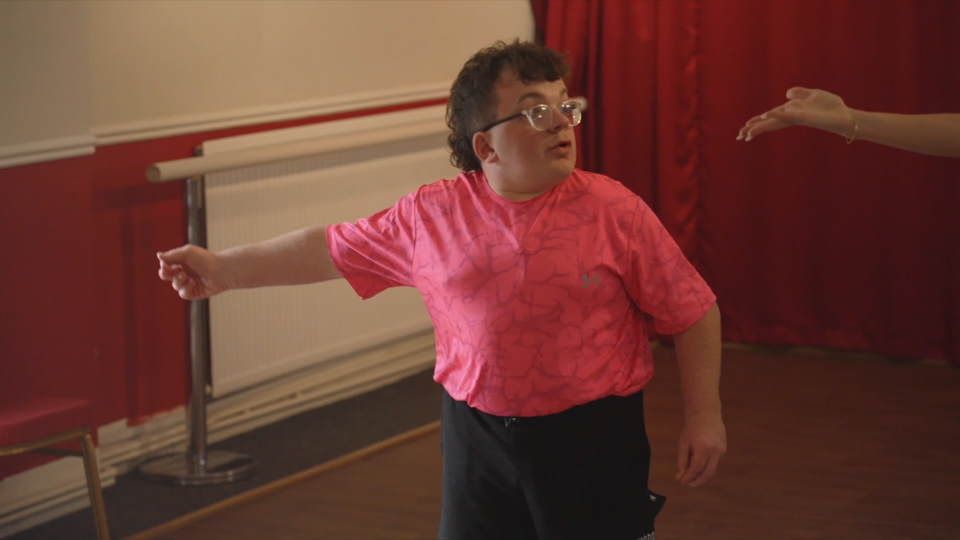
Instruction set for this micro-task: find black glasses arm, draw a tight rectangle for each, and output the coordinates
[478,112,524,133]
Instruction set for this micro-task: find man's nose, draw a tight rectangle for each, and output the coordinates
[548,106,572,132]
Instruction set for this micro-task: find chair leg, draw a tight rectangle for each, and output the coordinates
[79,431,111,540]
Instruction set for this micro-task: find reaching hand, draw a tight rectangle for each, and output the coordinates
[737,87,857,142]
[676,412,727,487]
[157,245,229,300]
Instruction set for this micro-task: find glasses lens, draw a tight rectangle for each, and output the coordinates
[524,102,583,130]
[528,105,552,130]
[561,101,582,127]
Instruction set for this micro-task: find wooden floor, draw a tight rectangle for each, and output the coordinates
[149,346,960,540]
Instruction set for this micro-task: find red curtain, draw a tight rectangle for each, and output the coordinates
[532,0,960,364]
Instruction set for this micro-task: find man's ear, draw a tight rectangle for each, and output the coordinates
[473,132,498,164]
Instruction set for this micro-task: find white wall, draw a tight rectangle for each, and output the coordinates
[0,1,90,147]
[0,0,535,149]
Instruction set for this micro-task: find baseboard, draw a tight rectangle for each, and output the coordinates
[0,331,436,537]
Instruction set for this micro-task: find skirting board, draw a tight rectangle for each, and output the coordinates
[0,330,436,538]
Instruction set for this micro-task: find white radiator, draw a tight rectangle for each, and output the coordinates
[201,105,456,397]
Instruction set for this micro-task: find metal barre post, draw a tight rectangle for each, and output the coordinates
[138,176,256,486]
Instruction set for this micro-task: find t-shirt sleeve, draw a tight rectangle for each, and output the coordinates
[621,198,717,334]
[325,191,419,300]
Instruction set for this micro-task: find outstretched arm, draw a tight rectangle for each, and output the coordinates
[738,87,960,158]
[158,225,342,300]
[672,302,726,487]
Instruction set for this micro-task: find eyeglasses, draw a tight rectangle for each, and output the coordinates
[478,99,583,133]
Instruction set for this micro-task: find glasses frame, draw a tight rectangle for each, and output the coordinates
[477,99,583,133]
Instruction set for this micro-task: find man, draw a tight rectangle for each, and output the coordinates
[159,40,726,539]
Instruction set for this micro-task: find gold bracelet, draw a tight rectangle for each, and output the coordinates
[845,113,858,144]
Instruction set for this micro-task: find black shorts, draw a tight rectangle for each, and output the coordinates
[438,389,665,540]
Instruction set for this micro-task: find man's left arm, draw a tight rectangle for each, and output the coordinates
[672,302,726,487]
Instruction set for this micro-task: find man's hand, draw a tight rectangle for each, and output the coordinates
[158,226,342,297]
[673,303,725,487]
[676,412,727,487]
[737,87,856,142]
[157,245,230,300]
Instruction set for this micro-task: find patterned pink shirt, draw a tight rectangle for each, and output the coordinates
[326,169,715,416]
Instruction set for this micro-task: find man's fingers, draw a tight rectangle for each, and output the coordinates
[158,262,182,280]
[786,86,814,100]
[182,282,201,300]
[159,247,203,279]
[158,245,215,301]
[158,245,194,265]
[174,279,203,301]
[686,453,721,487]
[171,274,188,291]
[158,247,185,263]
[676,441,691,480]
[158,250,177,264]
[678,450,708,486]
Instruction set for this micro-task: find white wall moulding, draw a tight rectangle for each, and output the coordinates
[92,82,451,147]
[0,85,449,171]
[0,135,96,170]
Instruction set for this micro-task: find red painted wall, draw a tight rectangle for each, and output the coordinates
[0,98,446,479]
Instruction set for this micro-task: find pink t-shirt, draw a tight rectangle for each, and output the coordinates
[326,169,715,416]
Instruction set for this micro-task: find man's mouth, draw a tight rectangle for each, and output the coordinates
[550,140,572,151]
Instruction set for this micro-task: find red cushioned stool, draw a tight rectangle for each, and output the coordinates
[0,397,110,540]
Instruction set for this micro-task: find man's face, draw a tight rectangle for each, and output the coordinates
[480,72,577,189]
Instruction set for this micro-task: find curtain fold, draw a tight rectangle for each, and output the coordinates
[532,0,960,364]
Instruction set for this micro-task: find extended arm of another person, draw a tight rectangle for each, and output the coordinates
[157,225,343,300]
[737,87,960,158]
[672,302,726,487]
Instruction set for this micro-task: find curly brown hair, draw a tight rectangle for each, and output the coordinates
[446,39,571,172]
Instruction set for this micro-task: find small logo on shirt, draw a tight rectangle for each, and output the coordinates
[582,273,601,288]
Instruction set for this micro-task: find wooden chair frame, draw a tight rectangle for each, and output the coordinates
[0,425,110,540]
